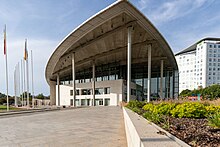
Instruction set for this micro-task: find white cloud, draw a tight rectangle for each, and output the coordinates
[137,0,214,25]
[137,0,149,10]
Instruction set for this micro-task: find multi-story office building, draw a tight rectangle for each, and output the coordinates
[175,38,220,93]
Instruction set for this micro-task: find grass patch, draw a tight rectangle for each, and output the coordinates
[0,105,24,111]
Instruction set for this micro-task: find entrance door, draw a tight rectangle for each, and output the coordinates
[104,98,110,106]
[95,99,99,106]
[70,99,73,106]
[81,99,85,106]
[86,99,90,106]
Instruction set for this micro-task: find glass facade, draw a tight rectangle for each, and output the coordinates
[60,62,179,100]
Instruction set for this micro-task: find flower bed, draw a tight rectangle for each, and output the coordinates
[126,100,220,147]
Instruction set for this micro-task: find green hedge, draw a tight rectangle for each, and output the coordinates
[127,100,220,119]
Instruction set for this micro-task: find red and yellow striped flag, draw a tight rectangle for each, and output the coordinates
[24,39,28,60]
[3,25,6,55]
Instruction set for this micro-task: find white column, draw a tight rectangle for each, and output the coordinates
[49,81,56,105]
[160,60,164,99]
[92,61,95,106]
[72,52,76,107]
[127,26,132,102]
[57,74,60,106]
[147,44,152,103]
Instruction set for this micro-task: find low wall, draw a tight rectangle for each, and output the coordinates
[123,107,190,147]
[123,107,144,147]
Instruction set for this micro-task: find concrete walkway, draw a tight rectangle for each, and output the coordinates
[0,107,127,147]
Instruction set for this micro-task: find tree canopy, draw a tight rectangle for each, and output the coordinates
[180,84,220,100]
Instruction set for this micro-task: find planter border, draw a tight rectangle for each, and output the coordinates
[123,107,190,147]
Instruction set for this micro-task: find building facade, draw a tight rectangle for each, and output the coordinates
[45,0,179,107]
[175,38,220,93]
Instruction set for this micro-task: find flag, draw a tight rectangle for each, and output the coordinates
[24,39,28,60]
[3,25,6,55]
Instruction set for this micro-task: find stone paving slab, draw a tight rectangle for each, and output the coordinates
[0,107,127,147]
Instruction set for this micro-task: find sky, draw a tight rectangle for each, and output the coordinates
[0,0,220,96]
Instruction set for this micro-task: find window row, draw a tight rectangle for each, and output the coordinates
[209,44,220,49]
[70,87,110,96]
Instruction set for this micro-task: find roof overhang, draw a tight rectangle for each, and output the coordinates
[45,0,178,83]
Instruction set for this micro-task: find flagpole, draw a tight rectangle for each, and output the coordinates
[25,39,29,108]
[4,25,9,111]
[21,60,24,106]
[17,62,20,107]
[31,50,35,108]
[5,52,9,111]
[23,59,26,106]
[14,68,16,107]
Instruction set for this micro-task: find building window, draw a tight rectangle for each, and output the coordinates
[76,90,79,95]
[70,90,80,96]
[131,89,136,96]
[81,89,92,95]
[81,89,88,95]
[95,88,104,95]
[209,45,212,48]
[104,87,110,94]
[99,99,103,105]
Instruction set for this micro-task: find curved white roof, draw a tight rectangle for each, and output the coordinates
[45,0,178,83]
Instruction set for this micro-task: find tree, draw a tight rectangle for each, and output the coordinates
[180,84,220,100]
[180,89,191,97]
[35,93,45,99]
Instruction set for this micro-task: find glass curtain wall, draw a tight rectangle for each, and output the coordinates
[59,62,178,100]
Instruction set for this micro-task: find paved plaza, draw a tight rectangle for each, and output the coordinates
[0,107,127,147]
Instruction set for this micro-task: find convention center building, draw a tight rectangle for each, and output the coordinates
[45,0,179,107]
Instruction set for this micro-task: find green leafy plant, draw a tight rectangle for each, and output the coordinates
[131,107,142,115]
[205,105,220,116]
[126,100,145,109]
[143,111,162,124]
[171,102,207,118]
[142,103,155,112]
[154,102,176,116]
[208,112,220,128]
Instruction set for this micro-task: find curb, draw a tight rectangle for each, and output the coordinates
[124,107,190,147]
[0,107,82,118]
